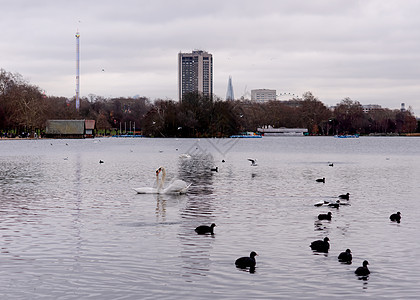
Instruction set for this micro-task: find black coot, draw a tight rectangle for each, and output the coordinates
[390,212,401,223]
[338,193,350,200]
[355,260,370,276]
[310,237,330,253]
[195,223,216,234]
[318,212,332,220]
[338,249,352,263]
[235,251,257,269]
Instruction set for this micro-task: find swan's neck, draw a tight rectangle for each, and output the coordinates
[161,167,166,182]
[158,167,166,192]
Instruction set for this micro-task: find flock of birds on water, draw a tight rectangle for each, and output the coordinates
[130,154,402,277]
[309,175,402,278]
[50,141,405,286]
[193,161,403,277]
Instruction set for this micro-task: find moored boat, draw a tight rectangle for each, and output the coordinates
[230,132,262,138]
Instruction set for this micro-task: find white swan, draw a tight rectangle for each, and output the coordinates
[132,168,160,194]
[134,166,191,194]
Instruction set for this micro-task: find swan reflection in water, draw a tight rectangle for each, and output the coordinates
[134,166,191,194]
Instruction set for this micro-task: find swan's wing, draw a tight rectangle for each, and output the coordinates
[179,183,192,194]
[164,180,191,194]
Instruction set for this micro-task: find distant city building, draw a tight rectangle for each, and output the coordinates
[362,104,382,113]
[226,76,234,100]
[251,89,276,102]
[178,50,213,102]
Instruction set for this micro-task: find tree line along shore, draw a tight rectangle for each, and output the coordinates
[1,68,418,138]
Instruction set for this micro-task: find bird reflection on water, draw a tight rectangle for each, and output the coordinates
[176,153,219,278]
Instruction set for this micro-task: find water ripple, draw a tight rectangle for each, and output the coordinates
[0,138,420,299]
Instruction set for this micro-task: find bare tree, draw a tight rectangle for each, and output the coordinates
[334,98,365,134]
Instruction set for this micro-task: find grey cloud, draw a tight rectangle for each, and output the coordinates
[1,0,420,114]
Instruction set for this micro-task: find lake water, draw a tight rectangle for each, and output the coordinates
[0,136,419,299]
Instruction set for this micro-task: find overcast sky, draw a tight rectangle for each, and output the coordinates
[2,0,420,115]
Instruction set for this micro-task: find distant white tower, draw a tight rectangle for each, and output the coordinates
[75,31,80,110]
[226,76,234,101]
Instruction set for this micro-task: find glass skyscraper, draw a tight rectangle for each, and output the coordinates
[226,75,234,101]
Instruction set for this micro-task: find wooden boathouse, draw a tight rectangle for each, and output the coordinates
[45,120,96,138]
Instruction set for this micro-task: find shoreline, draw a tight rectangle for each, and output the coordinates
[1,133,420,141]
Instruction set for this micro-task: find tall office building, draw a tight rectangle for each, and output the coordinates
[178,50,213,102]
